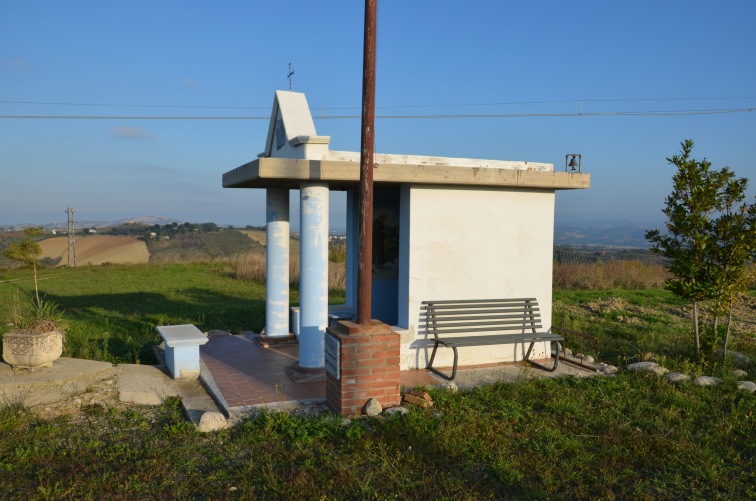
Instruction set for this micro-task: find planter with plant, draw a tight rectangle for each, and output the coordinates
[2,227,66,371]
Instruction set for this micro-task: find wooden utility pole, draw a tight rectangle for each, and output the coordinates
[357,0,377,324]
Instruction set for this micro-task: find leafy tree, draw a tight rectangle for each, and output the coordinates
[707,182,756,356]
[3,227,44,304]
[647,140,755,360]
[646,140,720,358]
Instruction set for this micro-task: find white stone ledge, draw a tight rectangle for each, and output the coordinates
[157,324,208,380]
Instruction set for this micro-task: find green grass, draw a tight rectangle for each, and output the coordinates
[553,287,756,373]
[0,262,341,364]
[148,229,265,262]
[1,375,754,498]
[1,263,755,497]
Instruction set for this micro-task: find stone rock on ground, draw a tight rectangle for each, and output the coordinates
[664,372,692,384]
[384,406,409,417]
[198,411,228,432]
[732,369,748,379]
[716,349,750,366]
[597,363,619,375]
[736,381,756,393]
[694,376,722,387]
[443,382,458,393]
[626,362,669,376]
[364,398,382,417]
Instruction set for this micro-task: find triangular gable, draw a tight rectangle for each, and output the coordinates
[260,90,321,158]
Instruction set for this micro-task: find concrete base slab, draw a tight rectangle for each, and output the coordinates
[0,356,223,428]
[116,363,223,425]
[0,357,115,407]
[176,378,224,425]
[116,364,178,405]
[436,359,597,389]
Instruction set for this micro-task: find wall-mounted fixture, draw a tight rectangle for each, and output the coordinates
[565,154,582,173]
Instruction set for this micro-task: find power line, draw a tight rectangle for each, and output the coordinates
[317,108,755,119]
[0,108,753,120]
[0,115,269,120]
[2,95,755,111]
[0,100,270,110]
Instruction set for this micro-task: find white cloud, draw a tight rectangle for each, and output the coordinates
[111,126,154,140]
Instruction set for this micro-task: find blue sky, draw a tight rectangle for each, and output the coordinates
[1,0,754,230]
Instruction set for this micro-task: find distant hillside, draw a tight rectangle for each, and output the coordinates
[38,235,149,266]
[2,216,181,232]
[148,229,266,262]
[5,217,666,251]
[1,230,265,269]
[553,245,668,266]
[554,220,663,249]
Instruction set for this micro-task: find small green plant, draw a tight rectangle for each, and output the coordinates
[10,293,65,334]
[328,243,347,263]
[0,389,30,434]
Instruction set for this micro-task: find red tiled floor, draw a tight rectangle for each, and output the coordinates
[200,334,325,412]
[200,333,442,413]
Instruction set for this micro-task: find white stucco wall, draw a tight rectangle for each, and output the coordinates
[399,185,555,370]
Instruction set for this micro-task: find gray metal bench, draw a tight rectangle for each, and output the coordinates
[421,298,564,381]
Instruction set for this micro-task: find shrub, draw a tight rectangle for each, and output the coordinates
[232,252,346,290]
[553,260,671,289]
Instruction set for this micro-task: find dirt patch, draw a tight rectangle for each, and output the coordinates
[39,235,149,266]
[585,297,627,315]
[240,229,266,247]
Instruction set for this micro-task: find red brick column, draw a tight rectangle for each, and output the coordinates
[325,320,401,416]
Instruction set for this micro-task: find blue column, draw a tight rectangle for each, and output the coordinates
[265,188,290,337]
[299,182,329,368]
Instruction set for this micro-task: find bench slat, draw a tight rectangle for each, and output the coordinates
[430,325,543,335]
[422,298,537,305]
[423,304,539,312]
[423,308,540,317]
[426,314,540,324]
[436,333,563,347]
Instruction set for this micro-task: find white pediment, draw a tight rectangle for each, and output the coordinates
[259,90,330,160]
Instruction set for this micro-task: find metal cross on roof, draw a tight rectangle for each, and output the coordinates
[287,63,294,91]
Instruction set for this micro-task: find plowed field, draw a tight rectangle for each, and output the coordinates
[39,235,149,266]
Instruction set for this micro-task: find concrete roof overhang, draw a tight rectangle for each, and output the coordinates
[223,155,590,191]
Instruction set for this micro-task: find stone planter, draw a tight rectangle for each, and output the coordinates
[2,330,64,371]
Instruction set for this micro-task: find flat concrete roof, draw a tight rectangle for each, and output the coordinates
[223,152,590,191]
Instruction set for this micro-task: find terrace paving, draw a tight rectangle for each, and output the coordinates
[0,333,596,425]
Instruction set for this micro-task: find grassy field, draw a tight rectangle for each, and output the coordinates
[1,261,755,498]
[2,373,754,499]
[147,229,267,263]
[553,288,756,373]
[0,262,345,364]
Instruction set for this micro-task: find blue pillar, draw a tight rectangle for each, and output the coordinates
[265,188,290,337]
[299,182,329,368]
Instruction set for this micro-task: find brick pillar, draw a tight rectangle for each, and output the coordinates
[325,320,401,416]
